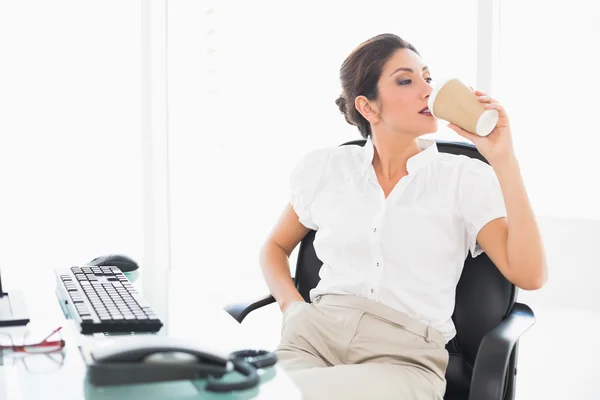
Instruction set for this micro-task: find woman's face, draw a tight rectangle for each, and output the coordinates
[373,48,437,136]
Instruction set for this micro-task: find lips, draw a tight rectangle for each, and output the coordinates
[419,106,432,116]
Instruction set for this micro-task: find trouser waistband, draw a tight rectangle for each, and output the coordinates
[314,294,445,348]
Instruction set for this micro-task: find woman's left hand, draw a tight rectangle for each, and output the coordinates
[447,89,515,165]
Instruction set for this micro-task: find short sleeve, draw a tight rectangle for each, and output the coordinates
[289,148,331,230]
[458,158,507,258]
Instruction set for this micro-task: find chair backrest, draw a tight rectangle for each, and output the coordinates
[294,139,518,398]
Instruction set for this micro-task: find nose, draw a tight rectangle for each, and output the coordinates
[422,79,433,100]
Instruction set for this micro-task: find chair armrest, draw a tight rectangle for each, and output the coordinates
[223,294,276,323]
[469,302,536,400]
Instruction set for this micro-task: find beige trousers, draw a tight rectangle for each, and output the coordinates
[275,294,449,400]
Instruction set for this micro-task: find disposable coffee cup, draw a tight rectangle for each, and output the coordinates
[428,78,498,136]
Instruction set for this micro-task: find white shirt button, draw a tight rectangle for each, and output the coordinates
[376,262,380,267]
[373,228,377,233]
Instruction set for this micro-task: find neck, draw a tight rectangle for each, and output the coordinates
[371,131,420,181]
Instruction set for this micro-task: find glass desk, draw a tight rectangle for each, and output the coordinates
[0,273,300,400]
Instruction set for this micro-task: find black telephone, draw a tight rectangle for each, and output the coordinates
[85,336,277,392]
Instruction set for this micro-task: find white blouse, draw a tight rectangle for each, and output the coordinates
[289,137,507,342]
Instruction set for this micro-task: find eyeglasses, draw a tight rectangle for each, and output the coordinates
[0,326,65,354]
[0,327,66,373]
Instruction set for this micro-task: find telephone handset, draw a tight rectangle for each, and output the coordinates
[86,336,277,392]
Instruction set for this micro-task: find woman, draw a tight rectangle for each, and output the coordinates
[259,33,547,399]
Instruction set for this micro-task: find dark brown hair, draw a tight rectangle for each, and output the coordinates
[335,34,420,139]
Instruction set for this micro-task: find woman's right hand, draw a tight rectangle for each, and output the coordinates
[280,296,306,313]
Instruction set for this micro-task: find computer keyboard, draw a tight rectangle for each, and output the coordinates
[55,266,163,334]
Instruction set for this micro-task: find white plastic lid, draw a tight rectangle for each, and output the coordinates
[476,109,499,136]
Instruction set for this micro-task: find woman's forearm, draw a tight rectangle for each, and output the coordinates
[259,242,304,311]
[492,155,548,289]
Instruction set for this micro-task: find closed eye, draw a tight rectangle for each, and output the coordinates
[397,77,433,86]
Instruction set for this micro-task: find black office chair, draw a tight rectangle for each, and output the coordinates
[224,139,536,400]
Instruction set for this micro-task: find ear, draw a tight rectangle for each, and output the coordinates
[355,95,380,125]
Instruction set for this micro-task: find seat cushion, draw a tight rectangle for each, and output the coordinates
[444,353,472,399]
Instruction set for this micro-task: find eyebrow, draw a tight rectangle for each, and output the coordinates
[390,66,429,77]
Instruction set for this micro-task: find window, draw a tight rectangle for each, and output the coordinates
[496,0,600,219]
[0,2,143,290]
[167,0,479,305]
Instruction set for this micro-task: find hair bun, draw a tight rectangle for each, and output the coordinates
[335,95,347,114]
[335,94,359,129]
